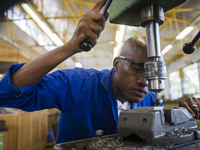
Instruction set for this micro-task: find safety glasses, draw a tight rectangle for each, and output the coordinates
[118,56,145,78]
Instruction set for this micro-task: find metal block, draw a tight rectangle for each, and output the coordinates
[164,107,194,125]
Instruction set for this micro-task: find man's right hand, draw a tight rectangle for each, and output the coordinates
[68,0,109,53]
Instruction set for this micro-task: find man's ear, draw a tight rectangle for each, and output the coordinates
[113,57,120,72]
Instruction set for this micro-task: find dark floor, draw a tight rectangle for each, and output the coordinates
[43,146,55,150]
[43,142,56,150]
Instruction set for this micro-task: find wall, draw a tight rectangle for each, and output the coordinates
[0,110,48,150]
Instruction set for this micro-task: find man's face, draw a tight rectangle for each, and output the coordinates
[113,45,150,103]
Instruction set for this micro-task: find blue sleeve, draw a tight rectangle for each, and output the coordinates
[0,63,65,111]
[137,92,163,107]
[0,63,89,112]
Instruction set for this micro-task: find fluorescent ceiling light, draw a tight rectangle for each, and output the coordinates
[115,30,121,42]
[21,3,40,23]
[75,62,83,68]
[21,3,63,46]
[115,25,125,43]
[162,44,172,55]
[38,22,53,36]
[113,25,125,59]
[51,34,64,46]
[113,47,119,58]
[176,26,194,40]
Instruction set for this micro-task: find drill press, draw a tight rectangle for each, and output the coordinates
[140,5,166,106]
[54,0,200,149]
[109,0,187,106]
[109,0,200,146]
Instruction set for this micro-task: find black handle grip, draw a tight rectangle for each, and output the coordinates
[183,31,200,54]
[183,43,196,54]
[80,38,92,51]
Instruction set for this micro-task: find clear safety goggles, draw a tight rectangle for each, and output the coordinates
[118,56,145,78]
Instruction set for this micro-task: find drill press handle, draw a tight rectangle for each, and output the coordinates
[183,30,200,54]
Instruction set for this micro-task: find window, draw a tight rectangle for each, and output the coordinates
[183,63,199,96]
[169,71,182,100]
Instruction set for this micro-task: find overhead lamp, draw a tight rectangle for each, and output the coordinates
[51,34,64,46]
[162,44,172,55]
[113,25,125,59]
[176,26,194,40]
[115,25,125,43]
[37,21,53,36]
[21,3,64,46]
[21,3,40,23]
[75,62,83,68]
[113,47,119,58]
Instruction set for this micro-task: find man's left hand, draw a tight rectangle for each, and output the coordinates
[179,97,200,119]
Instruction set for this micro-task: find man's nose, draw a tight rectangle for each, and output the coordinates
[136,73,149,86]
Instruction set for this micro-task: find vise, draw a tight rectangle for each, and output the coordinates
[118,107,200,146]
[54,107,200,150]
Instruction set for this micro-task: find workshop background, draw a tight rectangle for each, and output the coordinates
[0,0,199,150]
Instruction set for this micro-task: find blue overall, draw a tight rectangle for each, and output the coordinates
[0,63,160,144]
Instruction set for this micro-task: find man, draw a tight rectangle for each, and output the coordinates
[1,36,156,144]
[0,0,199,144]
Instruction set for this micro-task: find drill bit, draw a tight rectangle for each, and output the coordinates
[153,92,163,106]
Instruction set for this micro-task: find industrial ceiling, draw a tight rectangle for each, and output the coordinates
[0,0,200,74]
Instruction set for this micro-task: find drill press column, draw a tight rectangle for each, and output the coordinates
[140,5,166,106]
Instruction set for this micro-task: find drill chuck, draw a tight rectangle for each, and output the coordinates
[144,61,166,93]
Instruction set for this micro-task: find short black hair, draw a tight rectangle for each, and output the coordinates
[0,0,26,17]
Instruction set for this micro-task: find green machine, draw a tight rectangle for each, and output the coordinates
[109,0,187,26]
